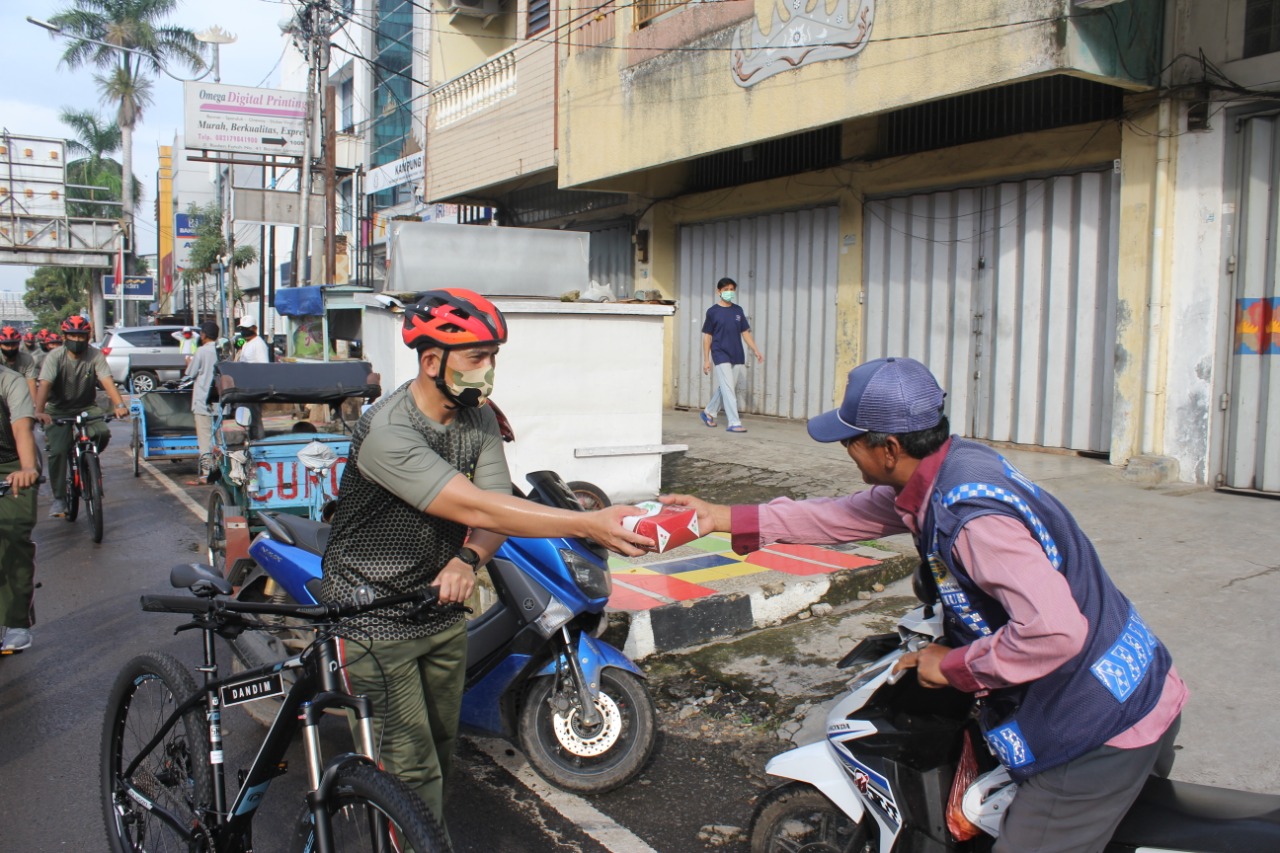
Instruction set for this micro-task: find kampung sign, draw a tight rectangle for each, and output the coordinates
[102,275,156,300]
[184,83,306,157]
[364,152,424,196]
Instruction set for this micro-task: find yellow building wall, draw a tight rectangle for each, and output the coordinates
[561,0,1153,188]
[642,122,1122,409]
[157,146,174,316]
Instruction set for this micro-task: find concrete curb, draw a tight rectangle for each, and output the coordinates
[604,551,918,659]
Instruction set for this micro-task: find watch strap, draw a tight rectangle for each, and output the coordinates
[456,546,481,568]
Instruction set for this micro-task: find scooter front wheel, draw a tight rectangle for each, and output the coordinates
[750,782,872,853]
[518,668,656,795]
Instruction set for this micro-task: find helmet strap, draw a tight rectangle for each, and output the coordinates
[433,349,472,409]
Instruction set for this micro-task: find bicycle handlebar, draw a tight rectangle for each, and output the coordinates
[139,587,440,622]
[48,413,117,426]
[0,476,45,497]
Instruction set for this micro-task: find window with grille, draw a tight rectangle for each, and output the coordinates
[1245,0,1280,57]
[528,0,551,36]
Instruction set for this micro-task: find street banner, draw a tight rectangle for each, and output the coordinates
[103,275,156,300]
[365,152,424,196]
[184,83,306,157]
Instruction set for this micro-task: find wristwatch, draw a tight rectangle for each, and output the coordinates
[456,546,482,570]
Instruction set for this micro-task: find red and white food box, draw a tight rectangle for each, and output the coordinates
[622,501,700,553]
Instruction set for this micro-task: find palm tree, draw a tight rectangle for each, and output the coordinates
[47,0,204,330]
[59,107,139,220]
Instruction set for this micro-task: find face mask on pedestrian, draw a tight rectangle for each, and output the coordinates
[442,359,495,408]
[65,336,89,356]
[720,289,737,303]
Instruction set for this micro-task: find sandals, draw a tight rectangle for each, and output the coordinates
[726,425,748,433]
[700,412,717,428]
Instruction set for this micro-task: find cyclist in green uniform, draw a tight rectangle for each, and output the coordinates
[0,325,38,399]
[0,363,40,652]
[34,316,128,518]
[321,289,653,834]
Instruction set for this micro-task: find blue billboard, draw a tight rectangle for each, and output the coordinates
[103,275,156,300]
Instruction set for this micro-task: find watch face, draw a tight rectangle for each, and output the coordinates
[458,547,480,566]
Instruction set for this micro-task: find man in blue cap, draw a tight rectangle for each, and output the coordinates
[662,356,1186,852]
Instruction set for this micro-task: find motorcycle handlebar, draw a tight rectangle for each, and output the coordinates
[139,587,440,621]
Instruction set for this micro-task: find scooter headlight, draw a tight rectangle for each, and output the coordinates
[560,548,612,599]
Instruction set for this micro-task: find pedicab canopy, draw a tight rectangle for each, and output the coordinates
[215,361,381,406]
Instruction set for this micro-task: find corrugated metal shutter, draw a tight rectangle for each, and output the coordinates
[588,224,634,299]
[1221,115,1280,493]
[675,207,840,419]
[864,169,1119,453]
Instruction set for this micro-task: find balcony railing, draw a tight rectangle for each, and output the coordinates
[568,1,616,52]
[634,0,686,27]
[432,49,518,129]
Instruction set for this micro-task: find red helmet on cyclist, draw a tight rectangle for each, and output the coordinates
[401,289,507,351]
[0,326,21,345]
[43,331,61,346]
[61,315,92,335]
[21,329,36,346]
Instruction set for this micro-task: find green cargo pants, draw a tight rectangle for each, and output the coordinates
[0,459,37,629]
[337,619,466,832]
[45,405,110,501]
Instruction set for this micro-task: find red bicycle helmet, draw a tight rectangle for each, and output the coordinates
[21,330,36,346]
[44,332,62,346]
[0,326,21,345]
[61,315,92,335]
[401,289,507,351]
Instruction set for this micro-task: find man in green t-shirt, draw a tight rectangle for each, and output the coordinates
[0,364,41,652]
[34,316,128,518]
[321,289,653,834]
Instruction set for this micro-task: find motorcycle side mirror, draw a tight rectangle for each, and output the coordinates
[525,471,581,511]
[234,406,253,428]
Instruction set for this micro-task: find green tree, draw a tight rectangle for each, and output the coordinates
[46,0,205,329]
[23,266,94,331]
[180,202,257,325]
[59,107,141,220]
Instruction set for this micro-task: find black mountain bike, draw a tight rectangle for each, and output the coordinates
[50,412,112,542]
[101,562,451,853]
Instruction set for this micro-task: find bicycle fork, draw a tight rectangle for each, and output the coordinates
[302,639,390,852]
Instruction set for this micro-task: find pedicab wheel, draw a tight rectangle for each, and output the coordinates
[207,489,228,578]
[131,419,141,478]
[567,480,611,511]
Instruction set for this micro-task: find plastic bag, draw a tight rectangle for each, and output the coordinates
[947,728,982,841]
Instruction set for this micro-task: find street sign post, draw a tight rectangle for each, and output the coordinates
[102,275,156,301]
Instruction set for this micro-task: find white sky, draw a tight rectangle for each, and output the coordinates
[0,0,293,291]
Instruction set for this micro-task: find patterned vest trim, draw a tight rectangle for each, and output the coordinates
[320,384,488,641]
[921,439,1172,781]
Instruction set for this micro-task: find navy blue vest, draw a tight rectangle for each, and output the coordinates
[920,439,1171,781]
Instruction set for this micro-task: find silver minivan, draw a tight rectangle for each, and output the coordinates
[101,325,190,393]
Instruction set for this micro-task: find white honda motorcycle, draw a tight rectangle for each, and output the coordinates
[750,582,1280,852]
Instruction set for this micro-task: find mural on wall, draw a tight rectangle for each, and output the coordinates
[1234,298,1279,355]
[731,0,875,87]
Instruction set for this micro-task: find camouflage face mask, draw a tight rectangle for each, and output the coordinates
[442,361,495,408]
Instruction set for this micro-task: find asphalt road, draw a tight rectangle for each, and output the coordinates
[0,423,764,852]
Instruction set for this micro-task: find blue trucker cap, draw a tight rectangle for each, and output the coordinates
[807,357,946,443]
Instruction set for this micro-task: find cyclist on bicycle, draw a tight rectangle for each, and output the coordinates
[34,316,128,519]
[320,288,653,834]
[0,362,40,652]
[0,326,38,399]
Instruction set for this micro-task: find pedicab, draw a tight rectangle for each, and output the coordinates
[128,370,199,479]
[205,361,381,585]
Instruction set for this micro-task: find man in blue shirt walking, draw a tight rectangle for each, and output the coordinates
[700,277,763,433]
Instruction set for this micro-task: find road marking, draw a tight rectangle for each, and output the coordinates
[138,456,207,522]
[470,736,659,853]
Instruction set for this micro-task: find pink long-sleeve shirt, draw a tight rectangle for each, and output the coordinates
[729,440,1186,750]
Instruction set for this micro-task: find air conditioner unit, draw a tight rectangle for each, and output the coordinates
[447,0,501,19]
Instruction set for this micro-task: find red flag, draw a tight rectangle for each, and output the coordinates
[112,240,125,295]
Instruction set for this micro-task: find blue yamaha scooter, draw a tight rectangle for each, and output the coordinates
[229,470,658,795]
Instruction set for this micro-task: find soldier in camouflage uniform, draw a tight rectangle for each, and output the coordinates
[0,364,41,652]
[321,289,652,832]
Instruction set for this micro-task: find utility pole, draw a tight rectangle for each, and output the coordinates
[295,3,317,287]
[324,82,337,284]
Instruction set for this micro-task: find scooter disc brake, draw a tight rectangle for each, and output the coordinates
[551,691,623,757]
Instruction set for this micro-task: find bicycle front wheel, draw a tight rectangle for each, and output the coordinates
[290,763,451,853]
[83,453,104,543]
[102,652,213,853]
[64,449,80,521]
